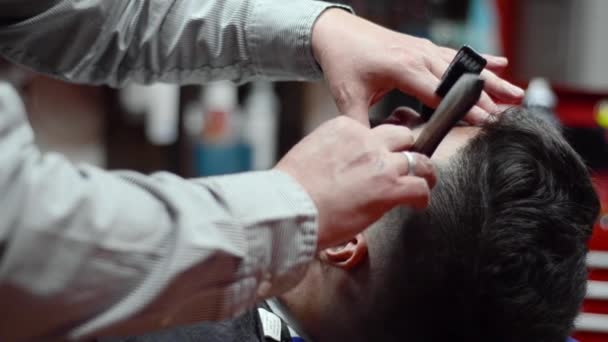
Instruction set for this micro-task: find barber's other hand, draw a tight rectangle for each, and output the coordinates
[275,117,436,250]
[312,9,524,125]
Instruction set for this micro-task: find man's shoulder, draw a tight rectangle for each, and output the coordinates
[100,308,263,342]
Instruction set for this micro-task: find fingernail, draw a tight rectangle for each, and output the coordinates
[507,83,525,97]
[493,56,508,65]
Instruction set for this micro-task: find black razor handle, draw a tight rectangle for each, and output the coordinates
[413,74,485,157]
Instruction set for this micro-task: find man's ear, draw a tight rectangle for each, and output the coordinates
[321,234,368,270]
[384,106,424,128]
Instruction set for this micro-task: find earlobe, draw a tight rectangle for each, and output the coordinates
[322,234,368,270]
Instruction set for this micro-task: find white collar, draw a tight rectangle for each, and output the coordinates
[265,298,314,341]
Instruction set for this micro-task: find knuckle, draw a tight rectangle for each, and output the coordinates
[410,177,431,195]
[349,148,379,171]
[415,153,433,168]
[398,129,415,148]
[416,155,435,174]
[392,123,413,135]
[332,116,359,134]
[333,115,351,126]
[401,178,431,208]
[441,47,456,57]
[392,39,437,73]
[377,171,400,189]
[321,116,356,140]
[419,38,433,48]
[415,157,437,188]
[389,47,421,71]
[376,123,413,138]
[404,176,430,190]
[398,125,414,139]
[383,162,402,182]
[371,157,398,181]
[399,53,422,71]
[392,47,409,62]
[421,39,437,54]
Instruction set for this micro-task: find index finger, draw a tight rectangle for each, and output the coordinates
[481,68,524,103]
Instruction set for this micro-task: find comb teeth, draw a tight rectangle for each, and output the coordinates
[435,45,487,97]
[462,56,480,72]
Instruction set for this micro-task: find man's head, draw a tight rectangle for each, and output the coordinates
[282,108,600,342]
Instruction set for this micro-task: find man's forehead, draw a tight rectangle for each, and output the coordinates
[411,125,481,163]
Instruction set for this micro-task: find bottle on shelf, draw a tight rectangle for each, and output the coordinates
[244,81,279,171]
[185,81,251,176]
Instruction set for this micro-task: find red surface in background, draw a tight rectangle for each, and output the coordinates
[495,0,518,81]
[495,0,606,128]
[591,174,608,251]
[575,333,608,342]
[583,299,608,316]
[555,91,606,128]
[589,269,608,283]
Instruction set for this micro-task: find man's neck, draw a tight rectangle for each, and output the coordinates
[279,285,359,341]
[278,263,330,341]
[266,298,313,341]
[278,261,363,341]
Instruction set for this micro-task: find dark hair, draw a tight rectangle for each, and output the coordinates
[367,108,600,342]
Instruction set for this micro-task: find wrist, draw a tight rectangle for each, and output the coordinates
[274,164,328,249]
[311,8,350,69]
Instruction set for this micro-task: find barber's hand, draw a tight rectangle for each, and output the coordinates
[312,9,525,125]
[275,116,436,250]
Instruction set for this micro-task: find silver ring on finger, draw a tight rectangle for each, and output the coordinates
[402,151,417,177]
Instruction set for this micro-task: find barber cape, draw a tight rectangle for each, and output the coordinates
[100,300,307,342]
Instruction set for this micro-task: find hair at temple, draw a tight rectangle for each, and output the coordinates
[365,108,600,341]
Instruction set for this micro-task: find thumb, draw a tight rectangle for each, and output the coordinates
[331,83,370,127]
[343,100,370,127]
